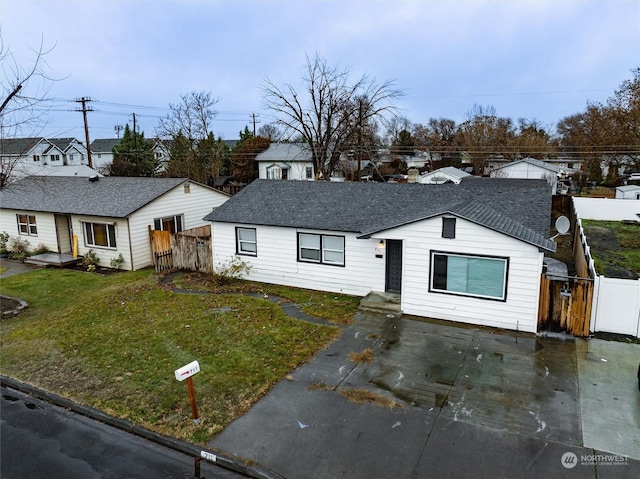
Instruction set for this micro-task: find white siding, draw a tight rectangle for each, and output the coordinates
[0,209,58,252]
[127,182,229,270]
[212,215,545,333]
[258,162,314,181]
[496,163,558,194]
[212,223,386,295]
[375,217,544,333]
[71,214,132,269]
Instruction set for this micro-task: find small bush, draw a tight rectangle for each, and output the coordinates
[213,256,252,285]
[110,253,125,270]
[0,231,9,254]
[9,237,30,262]
[34,243,51,254]
[82,249,100,271]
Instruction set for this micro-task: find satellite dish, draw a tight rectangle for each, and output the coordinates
[555,216,570,235]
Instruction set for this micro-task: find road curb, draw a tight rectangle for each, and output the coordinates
[0,375,286,479]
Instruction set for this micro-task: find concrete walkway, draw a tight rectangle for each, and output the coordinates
[0,258,43,278]
[209,311,640,478]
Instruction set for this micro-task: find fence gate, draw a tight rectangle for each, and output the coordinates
[150,227,173,273]
[149,225,212,274]
[538,274,593,336]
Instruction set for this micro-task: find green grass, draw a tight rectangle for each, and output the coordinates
[0,269,345,444]
[582,220,640,277]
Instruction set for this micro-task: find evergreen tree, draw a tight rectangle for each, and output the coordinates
[109,124,157,176]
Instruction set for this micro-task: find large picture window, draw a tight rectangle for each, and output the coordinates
[17,214,37,236]
[298,233,345,266]
[236,227,257,256]
[84,222,117,249]
[154,215,183,233]
[430,251,508,300]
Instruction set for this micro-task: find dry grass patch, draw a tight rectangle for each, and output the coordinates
[348,348,374,364]
[307,381,332,391]
[339,387,403,408]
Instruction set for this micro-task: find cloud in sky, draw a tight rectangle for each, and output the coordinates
[2,0,639,141]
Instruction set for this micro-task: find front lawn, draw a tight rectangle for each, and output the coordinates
[0,269,348,444]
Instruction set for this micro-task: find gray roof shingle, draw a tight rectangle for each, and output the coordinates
[204,178,556,252]
[0,176,188,217]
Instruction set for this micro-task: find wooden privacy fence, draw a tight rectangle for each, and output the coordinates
[149,225,213,274]
[538,274,593,337]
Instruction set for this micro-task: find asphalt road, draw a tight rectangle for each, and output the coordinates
[0,385,244,479]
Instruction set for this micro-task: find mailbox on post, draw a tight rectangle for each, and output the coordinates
[174,360,201,424]
[175,360,200,381]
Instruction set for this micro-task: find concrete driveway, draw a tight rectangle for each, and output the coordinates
[209,311,640,479]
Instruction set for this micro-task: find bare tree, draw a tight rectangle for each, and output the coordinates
[155,91,227,183]
[257,123,282,141]
[156,91,220,140]
[262,53,403,180]
[0,33,63,187]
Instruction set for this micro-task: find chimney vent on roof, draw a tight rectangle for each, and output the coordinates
[89,175,99,182]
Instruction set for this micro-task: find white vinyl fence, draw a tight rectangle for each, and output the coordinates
[592,276,640,337]
[573,197,640,338]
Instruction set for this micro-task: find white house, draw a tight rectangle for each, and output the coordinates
[204,178,556,333]
[256,143,315,181]
[490,157,560,194]
[0,176,229,271]
[1,137,95,184]
[615,185,640,200]
[418,166,471,184]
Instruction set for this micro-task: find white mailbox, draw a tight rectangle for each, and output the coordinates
[174,360,200,381]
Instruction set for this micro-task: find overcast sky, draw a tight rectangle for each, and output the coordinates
[2,0,639,142]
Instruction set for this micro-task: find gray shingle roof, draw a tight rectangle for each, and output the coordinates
[255,143,312,162]
[204,178,556,252]
[0,176,188,217]
[90,138,122,153]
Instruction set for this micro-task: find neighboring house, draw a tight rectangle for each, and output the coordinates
[256,143,315,181]
[418,166,471,184]
[90,138,121,173]
[1,137,91,184]
[204,178,556,333]
[490,157,560,194]
[0,176,229,271]
[615,185,640,200]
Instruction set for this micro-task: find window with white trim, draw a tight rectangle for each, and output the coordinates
[154,215,184,233]
[50,154,61,162]
[17,214,37,236]
[430,251,508,300]
[84,222,117,249]
[236,227,257,256]
[298,233,345,266]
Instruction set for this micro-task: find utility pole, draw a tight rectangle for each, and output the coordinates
[250,113,260,136]
[75,97,94,168]
[132,112,138,171]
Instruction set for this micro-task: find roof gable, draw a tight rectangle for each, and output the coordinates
[494,157,560,173]
[205,178,556,251]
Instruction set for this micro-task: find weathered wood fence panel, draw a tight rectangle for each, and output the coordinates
[538,274,593,337]
[149,225,212,274]
[149,227,173,273]
[172,225,213,274]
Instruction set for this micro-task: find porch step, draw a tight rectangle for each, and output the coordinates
[359,291,402,315]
